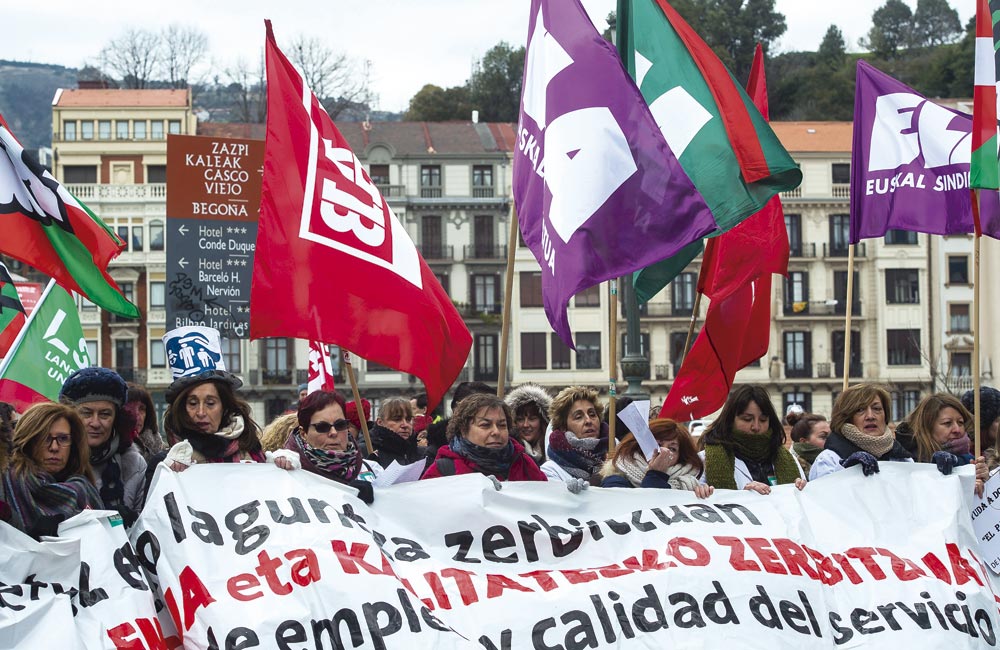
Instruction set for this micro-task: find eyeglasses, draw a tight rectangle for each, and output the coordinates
[44,435,72,448]
[310,419,350,434]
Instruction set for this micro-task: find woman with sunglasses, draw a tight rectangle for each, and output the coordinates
[285,391,379,503]
[1,402,103,538]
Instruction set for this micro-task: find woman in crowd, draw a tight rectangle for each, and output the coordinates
[2,402,103,538]
[963,387,1000,456]
[125,383,165,461]
[895,393,974,470]
[700,385,806,493]
[60,368,146,524]
[541,386,609,491]
[261,412,300,453]
[368,397,426,468]
[285,391,378,501]
[810,383,912,480]
[790,414,830,475]
[600,418,713,497]
[504,383,551,466]
[420,393,546,482]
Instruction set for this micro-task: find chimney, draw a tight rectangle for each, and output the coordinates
[471,110,479,124]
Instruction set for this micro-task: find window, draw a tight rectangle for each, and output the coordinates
[115,339,135,377]
[784,271,809,314]
[80,121,94,140]
[471,274,498,313]
[520,333,547,370]
[472,165,493,197]
[829,214,850,256]
[151,120,164,140]
[80,295,96,311]
[785,214,802,257]
[85,340,98,366]
[833,270,861,315]
[885,269,920,304]
[131,226,143,252]
[950,304,970,333]
[434,272,450,294]
[63,121,77,141]
[149,220,164,251]
[783,391,812,414]
[891,390,920,422]
[473,215,495,257]
[950,352,972,377]
[168,120,182,135]
[520,272,542,307]
[369,164,389,186]
[420,216,444,259]
[575,332,601,369]
[133,121,146,139]
[620,332,650,357]
[784,331,811,378]
[147,165,167,183]
[574,285,601,307]
[117,226,130,251]
[221,338,241,373]
[832,330,862,378]
[116,121,129,139]
[150,340,166,368]
[262,338,291,383]
[669,331,695,374]
[420,165,441,197]
[887,329,921,365]
[672,272,695,316]
[831,163,850,184]
[948,256,969,285]
[149,281,165,309]
[884,229,917,245]
[474,334,498,381]
[98,120,112,139]
[551,334,571,369]
[62,165,97,183]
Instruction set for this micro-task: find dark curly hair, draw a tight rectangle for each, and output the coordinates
[446,393,514,441]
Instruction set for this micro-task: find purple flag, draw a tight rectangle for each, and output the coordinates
[513,0,715,347]
[851,60,1000,243]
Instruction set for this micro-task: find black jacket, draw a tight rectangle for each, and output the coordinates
[368,425,427,468]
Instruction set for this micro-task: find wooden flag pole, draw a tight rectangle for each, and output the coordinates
[608,280,618,457]
[680,291,703,366]
[842,245,856,394]
[974,190,983,458]
[497,205,518,397]
[343,352,373,454]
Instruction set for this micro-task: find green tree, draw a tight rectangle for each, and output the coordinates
[913,0,962,47]
[817,25,846,68]
[862,0,914,59]
[468,42,525,122]
[405,84,472,121]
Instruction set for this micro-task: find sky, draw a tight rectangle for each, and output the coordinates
[1,0,978,114]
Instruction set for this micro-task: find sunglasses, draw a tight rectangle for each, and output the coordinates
[310,419,350,434]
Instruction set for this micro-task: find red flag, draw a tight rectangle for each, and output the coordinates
[250,22,471,412]
[661,45,785,421]
[307,340,336,395]
[0,261,25,358]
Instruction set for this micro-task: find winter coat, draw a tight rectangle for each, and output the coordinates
[809,430,913,480]
[505,384,551,464]
[421,439,547,482]
[368,425,427,469]
[93,444,147,513]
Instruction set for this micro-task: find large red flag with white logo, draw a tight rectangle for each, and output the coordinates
[250,22,471,411]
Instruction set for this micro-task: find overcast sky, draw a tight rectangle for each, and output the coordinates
[1,0,977,113]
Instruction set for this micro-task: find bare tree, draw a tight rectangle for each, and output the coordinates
[100,28,162,89]
[161,24,209,89]
[224,54,267,123]
[285,35,370,120]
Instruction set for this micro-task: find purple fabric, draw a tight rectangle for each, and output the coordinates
[513,0,715,347]
[851,60,1000,243]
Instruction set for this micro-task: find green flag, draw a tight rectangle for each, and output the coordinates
[0,280,90,410]
[620,0,801,301]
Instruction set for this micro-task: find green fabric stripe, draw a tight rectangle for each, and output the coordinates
[972,135,1000,190]
[43,225,139,318]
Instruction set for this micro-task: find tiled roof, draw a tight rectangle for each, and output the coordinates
[54,89,190,108]
[771,121,852,153]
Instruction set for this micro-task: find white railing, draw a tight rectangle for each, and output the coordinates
[65,184,167,201]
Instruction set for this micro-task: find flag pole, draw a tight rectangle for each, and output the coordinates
[608,280,618,456]
[497,204,518,397]
[680,291,703,365]
[974,190,983,458]
[0,279,55,378]
[343,352,373,454]
[842,245,856,393]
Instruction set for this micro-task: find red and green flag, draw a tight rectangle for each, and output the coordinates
[0,115,138,318]
[973,0,1000,190]
[618,0,801,302]
[0,261,26,358]
[0,280,89,411]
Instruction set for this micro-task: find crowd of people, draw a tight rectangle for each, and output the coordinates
[0,325,994,540]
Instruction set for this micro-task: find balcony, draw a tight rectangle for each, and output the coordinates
[249,368,308,386]
[788,242,817,259]
[472,185,495,198]
[464,245,507,262]
[64,183,167,201]
[375,184,406,198]
[419,244,454,262]
[420,186,443,198]
[780,187,802,199]
[823,242,866,258]
[834,360,864,378]
[832,183,850,199]
[785,365,812,379]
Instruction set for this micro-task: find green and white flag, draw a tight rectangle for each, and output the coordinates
[0,280,89,410]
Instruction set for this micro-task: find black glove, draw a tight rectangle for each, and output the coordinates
[932,451,961,476]
[349,480,375,505]
[116,506,139,528]
[27,514,67,540]
[841,451,880,477]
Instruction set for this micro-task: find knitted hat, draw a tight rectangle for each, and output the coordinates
[345,399,371,430]
[961,387,1000,438]
[297,383,308,393]
[60,367,128,407]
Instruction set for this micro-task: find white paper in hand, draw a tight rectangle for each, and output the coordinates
[617,400,657,460]
[373,459,426,488]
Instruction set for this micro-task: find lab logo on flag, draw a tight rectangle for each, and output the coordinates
[868,93,972,172]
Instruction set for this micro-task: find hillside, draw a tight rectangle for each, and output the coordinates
[0,60,78,150]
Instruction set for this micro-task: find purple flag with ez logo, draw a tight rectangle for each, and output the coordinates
[513,0,715,347]
[850,60,1000,243]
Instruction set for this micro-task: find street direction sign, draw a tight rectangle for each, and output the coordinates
[166,134,263,338]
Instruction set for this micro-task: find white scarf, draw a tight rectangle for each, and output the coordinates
[610,454,701,490]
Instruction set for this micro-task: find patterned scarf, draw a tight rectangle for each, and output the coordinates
[89,435,124,510]
[449,436,515,477]
[839,423,895,457]
[547,429,607,479]
[291,429,359,482]
[606,454,701,490]
[3,469,103,531]
[704,430,800,490]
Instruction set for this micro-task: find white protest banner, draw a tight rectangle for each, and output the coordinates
[971,472,1000,575]
[124,462,1000,649]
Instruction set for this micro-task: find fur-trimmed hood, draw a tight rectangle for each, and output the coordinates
[505,384,552,425]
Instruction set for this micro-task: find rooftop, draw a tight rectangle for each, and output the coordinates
[771,121,852,153]
[53,88,190,108]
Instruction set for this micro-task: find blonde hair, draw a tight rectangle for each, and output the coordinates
[549,386,603,433]
[260,412,299,452]
[10,402,95,482]
[905,393,972,463]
